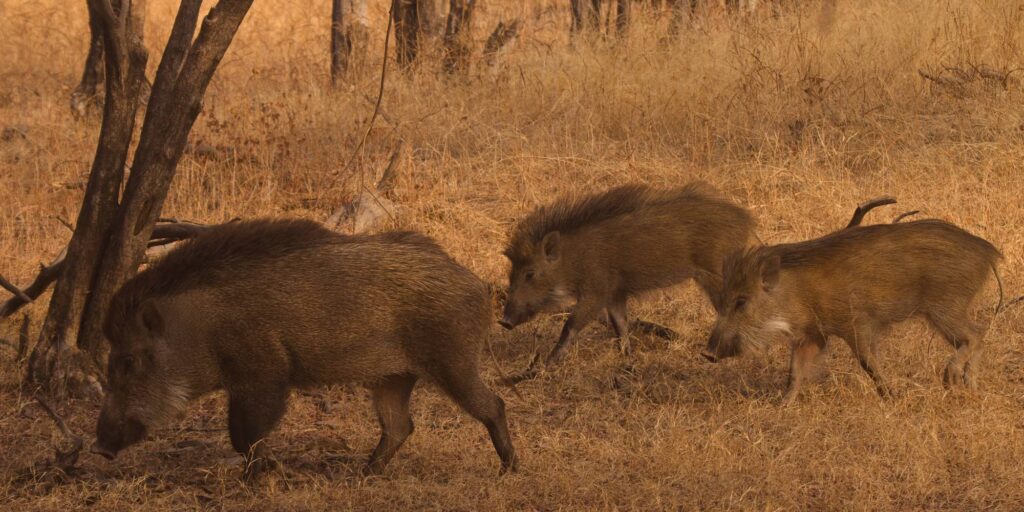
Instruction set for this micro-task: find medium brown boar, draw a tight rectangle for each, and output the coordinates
[500,183,757,376]
[92,219,517,477]
[702,219,1002,403]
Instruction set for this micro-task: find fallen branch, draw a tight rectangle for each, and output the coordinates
[10,395,85,484]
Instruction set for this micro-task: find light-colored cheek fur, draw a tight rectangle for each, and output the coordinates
[545,286,576,311]
[764,317,793,335]
[129,379,193,428]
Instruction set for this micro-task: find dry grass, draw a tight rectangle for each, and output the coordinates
[3,0,1024,509]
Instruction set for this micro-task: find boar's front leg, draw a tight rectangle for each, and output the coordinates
[783,333,827,405]
[845,321,892,398]
[228,388,289,480]
[607,297,634,355]
[546,299,604,365]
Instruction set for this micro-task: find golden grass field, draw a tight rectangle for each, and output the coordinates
[3,0,1024,509]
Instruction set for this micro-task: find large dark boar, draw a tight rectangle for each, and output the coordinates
[92,219,517,476]
[703,219,1002,403]
[500,183,757,377]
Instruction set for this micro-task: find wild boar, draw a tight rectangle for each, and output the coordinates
[92,219,517,477]
[500,183,757,378]
[702,219,1002,403]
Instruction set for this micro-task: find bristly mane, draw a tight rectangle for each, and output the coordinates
[504,183,717,262]
[104,219,337,341]
[103,219,441,342]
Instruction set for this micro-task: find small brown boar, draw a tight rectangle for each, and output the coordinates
[92,219,517,476]
[500,183,757,374]
[702,219,1002,403]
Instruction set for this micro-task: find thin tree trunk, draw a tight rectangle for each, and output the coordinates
[570,0,601,35]
[442,0,475,74]
[615,0,630,34]
[393,0,419,68]
[330,0,370,84]
[70,8,105,117]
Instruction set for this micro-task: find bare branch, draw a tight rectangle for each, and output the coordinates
[18,314,30,360]
[35,395,84,472]
[483,19,521,67]
[0,274,32,302]
[376,141,404,195]
[846,196,896,229]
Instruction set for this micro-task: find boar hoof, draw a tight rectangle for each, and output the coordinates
[943,363,966,388]
[242,455,279,483]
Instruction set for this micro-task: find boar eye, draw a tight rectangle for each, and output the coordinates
[120,355,136,374]
[734,297,748,311]
[524,271,535,282]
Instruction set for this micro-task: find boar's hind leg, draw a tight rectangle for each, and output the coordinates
[227,383,289,479]
[846,322,891,398]
[929,311,986,390]
[433,364,518,474]
[365,374,419,473]
[607,298,633,354]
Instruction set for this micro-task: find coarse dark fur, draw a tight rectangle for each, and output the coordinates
[94,219,517,477]
[704,219,1002,403]
[501,182,757,368]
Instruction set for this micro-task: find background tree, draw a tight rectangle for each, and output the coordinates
[331,0,370,84]
[442,0,476,73]
[26,0,256,397]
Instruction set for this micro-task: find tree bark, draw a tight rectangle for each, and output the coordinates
[615,0,631,35]
[28,0,255,397]
[442,0,475,74]
[393,0,419,68]
[330,0,369,84]
[71,0,148,118]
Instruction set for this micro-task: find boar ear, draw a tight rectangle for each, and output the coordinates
[759,255,781,292]
[136,301,165,336]
[541,231,561,262]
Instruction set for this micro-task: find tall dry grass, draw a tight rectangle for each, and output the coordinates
[2,0,1024,509]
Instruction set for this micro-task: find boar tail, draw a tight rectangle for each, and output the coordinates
[992,263,1005,313]
[485,335,524,401]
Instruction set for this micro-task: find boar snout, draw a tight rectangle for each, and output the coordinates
[90,441,117,460]
[499,301,528,330]
[701,349,719,363]
[94,410,147,459]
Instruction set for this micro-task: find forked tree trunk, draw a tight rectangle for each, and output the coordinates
[442,0,475,74]
[393,0,419,68]
[70,0,149,118]
[330,0,369,84]
[28,0,255,397]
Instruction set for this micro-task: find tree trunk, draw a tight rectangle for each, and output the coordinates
[393,0,419,68]
[442,0,475,74]
[615,0,630,35]
[570,0,601,35]
[70,0,148,118]
[70,6,104,118]
[330,0,369,84]
[28,0,255,397]
[30,0,149,396]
